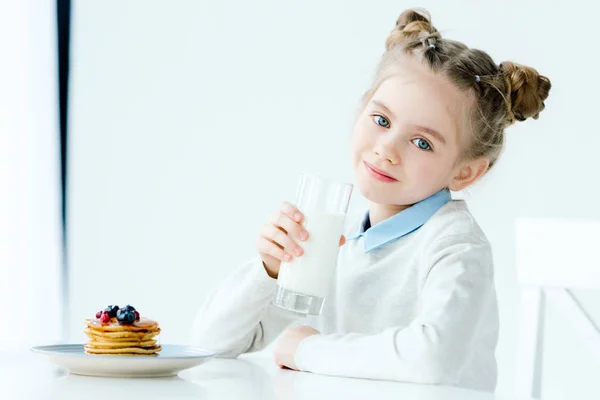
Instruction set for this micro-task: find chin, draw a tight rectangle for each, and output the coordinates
[355,169,433,207]
[355,173,401,204]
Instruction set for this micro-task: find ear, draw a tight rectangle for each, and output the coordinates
[448,158,489,192]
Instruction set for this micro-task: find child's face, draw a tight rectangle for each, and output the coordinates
[351,58,472,207]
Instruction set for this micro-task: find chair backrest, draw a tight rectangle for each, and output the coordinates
[514,217,600,399]
[516,217,600,289]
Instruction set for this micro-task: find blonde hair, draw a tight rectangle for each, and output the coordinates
[361,8,551,170]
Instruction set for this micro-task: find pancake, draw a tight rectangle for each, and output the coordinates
[84,352,158,357]
[84,345,162,356]
[85,318,158,332]
[84,328,160,340]
[84,329,159,342]
[86,339,157,349]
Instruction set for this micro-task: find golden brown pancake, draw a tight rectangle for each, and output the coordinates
[84,328,160,340]
[85,330,159,342]
[85,353,159,357]
[84,345,162,356]
[85,318,159,332]
[86,339,157,349]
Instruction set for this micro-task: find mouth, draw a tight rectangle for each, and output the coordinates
[363,161,398,183]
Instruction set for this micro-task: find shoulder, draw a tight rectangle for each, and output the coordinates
[419,200,489,245]
[418,199,493,265]
[417,200,494,277]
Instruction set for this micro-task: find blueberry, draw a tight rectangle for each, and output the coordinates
[117,309,136,324]
[123,305,136,312]
[105,305,119,318]
[124,311,136,323]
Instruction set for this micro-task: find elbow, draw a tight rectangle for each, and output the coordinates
[417,361,461,386]
[192,318,256,359]
[191,331,245,359]
[393,340,463,385]
[191,317,240,358]
[392,326,465,385]
[413,347,464,385]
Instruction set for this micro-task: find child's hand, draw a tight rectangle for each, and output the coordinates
[273,325,320,370]
[257,202,346,279]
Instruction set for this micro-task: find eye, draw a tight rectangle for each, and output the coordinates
[372,115,390,128]
[411,138,432,151]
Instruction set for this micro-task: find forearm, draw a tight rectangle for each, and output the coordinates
[192,258,299,357]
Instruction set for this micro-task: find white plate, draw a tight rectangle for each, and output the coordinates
[31,344,215,378]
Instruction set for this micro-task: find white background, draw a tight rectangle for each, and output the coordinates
[65,0,600,398]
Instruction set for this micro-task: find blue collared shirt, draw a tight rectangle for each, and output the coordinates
[348,189,452,252]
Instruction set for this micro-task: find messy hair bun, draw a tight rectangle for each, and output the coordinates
[499,62,551,126]
[385,8,439,52]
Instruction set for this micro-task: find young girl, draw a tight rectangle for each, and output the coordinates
[192,8,551,392]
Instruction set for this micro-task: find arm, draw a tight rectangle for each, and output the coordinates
[192,258,301,357]
[293,235,494,385]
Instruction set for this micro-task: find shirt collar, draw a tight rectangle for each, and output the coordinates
[348,189,451,253]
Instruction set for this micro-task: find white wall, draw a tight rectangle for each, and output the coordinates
[69,0,600,397]
[0,0,62,350]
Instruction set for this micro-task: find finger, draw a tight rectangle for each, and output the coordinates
[272,212,309,242]
[339,235,346,246]
[268,211,288,234]
[280,202,304,223]
[257,235,293,262]
[263,224,304,257]
[273,354,285,369]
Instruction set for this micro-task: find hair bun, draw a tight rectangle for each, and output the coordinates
[395,8,433,31]
[500,62,551,126]
[386,8,439,51]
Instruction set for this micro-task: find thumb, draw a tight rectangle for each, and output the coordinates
[339,235,346,247]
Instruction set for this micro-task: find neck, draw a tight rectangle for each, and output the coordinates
[368,202,410,227]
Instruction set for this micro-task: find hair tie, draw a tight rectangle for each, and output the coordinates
[475,75,481,83]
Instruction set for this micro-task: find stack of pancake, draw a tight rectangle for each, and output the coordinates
[84,317,162,356]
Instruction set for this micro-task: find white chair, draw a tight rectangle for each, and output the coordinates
[514,218,600,399]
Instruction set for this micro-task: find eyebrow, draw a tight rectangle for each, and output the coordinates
[410,124,447,145]
[370,99,447,145]
[371,99,397,121]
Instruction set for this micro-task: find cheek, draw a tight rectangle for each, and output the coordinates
[350,130,360,155]
[405,152,449,181]
[350,121,371,162]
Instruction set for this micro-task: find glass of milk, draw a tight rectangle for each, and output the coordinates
[272,173,353,315]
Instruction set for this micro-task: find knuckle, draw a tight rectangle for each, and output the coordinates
[268,224,280,238]
[283,235,296,249]
[269,212,279,224]
[262,223,272,235]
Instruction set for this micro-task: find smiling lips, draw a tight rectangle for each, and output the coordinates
[364,161,397,183]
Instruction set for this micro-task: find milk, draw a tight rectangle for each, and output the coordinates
[277,211,346,298]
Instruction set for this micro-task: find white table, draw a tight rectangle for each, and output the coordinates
[1,351,528,400]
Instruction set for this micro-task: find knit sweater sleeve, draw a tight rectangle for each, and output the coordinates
[191,257,302,357]
[294,235,495,385]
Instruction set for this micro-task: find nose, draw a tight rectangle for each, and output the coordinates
[373,136,401,165]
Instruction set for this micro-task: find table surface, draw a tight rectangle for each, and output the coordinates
[0,350,530,400]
